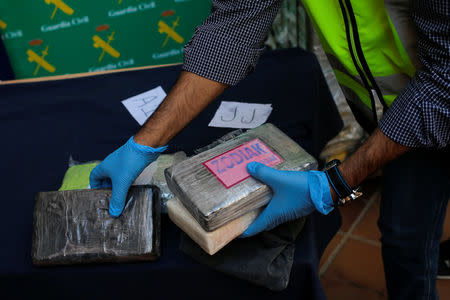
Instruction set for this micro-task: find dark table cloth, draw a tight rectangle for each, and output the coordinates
[0,48,342,299]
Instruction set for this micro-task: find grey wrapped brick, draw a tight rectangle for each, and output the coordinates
[165,123,317,232]
[32,186,160,266]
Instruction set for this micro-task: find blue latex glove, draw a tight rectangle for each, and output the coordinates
[241,162,334,237]
[89,137,167,217]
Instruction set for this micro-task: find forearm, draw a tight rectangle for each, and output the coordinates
[330,128,410,200]
[134,71,227,147]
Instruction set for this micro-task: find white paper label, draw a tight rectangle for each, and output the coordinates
[208,101,273,129]
[121,86,167,125]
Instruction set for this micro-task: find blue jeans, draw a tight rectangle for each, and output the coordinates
[379,149,450,299]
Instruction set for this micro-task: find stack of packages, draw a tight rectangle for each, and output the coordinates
[165,123,318,255]
[32,152,187,266]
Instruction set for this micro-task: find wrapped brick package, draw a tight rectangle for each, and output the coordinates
[165,123,318,232]
[167,197,262,255]
[32,186,160,266]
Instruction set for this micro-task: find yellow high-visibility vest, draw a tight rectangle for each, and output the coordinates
[303,0,420,124]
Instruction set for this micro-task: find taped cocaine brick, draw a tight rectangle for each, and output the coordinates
[165,123,317,232]
[32,186,160,266]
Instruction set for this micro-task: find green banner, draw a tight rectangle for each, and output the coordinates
[0,0,210,78]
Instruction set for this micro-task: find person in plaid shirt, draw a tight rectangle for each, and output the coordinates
[91,1,449,298]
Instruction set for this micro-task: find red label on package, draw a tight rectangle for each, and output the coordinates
[202,138,283,188]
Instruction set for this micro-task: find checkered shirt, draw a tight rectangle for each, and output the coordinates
[182,0,450,149]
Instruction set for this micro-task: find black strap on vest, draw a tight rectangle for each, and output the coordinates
[337,0,389,125]
[344,0,388,112]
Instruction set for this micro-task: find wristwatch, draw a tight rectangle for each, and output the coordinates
[324,159,362,206]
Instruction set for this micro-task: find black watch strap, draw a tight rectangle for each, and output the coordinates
[325,159,362,206]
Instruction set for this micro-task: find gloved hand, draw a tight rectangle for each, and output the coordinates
[241,162,334,238]
[89,137,167,217]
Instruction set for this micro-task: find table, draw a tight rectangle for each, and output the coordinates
[0,48,342,299]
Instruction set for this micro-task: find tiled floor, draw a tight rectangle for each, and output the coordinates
[319,178,450,299]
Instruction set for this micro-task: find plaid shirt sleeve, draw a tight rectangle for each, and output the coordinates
[379,0,450,149]
[182,0,282,85]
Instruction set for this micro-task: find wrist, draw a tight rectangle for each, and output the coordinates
[129,136,168,154]
[324,159,362,206]
[133,129,168,148]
